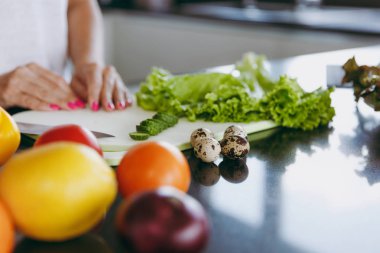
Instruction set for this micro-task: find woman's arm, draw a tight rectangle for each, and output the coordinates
[68,0,131,111]
[68,0,104,66]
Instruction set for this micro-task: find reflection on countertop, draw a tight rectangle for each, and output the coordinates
[100,0,380,36]
[186,46,380,253]
[188,88,380,253]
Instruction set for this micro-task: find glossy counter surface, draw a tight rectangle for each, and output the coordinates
[15,45,380,253]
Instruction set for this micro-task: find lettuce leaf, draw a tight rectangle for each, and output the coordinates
[135,53,335,130]
[256,76,335,130]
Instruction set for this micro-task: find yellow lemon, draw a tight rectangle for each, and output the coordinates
[0,107,20,165]
[0,142,117,241]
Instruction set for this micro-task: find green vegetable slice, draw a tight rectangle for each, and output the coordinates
[129,132,150,141]
[147,118,171,129]
[130,113,179,140]
[140,119,166,132]
[153,112,178,126]
[136,124,160,136]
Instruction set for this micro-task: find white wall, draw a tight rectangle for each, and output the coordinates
[103,10,379,83]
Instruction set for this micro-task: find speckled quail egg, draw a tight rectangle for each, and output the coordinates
[224,125,248,140]
[194,137,221,163]
[220,135,250,159]
[190,128,214,147]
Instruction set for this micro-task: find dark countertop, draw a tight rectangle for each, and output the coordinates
[101,1,380,36]
[14,44,380,253]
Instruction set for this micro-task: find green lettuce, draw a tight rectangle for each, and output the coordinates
[255,76,335,130]
[135,53,335,130]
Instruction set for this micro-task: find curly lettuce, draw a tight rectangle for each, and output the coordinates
[255,76,335,130]
[135,53,335,130]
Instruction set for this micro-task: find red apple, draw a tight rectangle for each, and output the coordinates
[34,124,103,156]
[116,187,209,253]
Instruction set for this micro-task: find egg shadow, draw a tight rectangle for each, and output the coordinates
[186,151,221,186]
[219,158,249,184]
[186,148,250,185]
[192,161,221,186]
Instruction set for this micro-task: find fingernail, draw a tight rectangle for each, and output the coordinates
[126,98,133,106]
[107,102,115,110]
[91,102,99,111]
[74,99,86,108]
[49,104,61,110]
[117,101,126,109]
[67,102,78,110]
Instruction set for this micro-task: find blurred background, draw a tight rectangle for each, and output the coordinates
[96,0,380,83]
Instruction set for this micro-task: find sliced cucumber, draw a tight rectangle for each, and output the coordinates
[140,119,168,131]
[130,112,179,141]
[136,124,160,136]
[153,112,178,126]
[129,132,150,141]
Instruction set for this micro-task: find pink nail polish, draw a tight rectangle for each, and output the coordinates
[75,99,86,108]
[67,102,78,110]
[117,101,126,109]
[126,98,133,106]
[49,104,61,111]
[91,102,99,111]
[107,102,115,110]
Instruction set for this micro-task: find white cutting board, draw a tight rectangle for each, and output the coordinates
[13,104,278,165]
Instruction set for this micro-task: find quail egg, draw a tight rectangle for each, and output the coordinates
[220,135,250,159]
[194,137,221,163]
[190,128,214,147]
[224,125,247,140]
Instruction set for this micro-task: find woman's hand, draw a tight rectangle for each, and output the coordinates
[70,63,132,111]
[67,0,131,111]
[0,63,83,111]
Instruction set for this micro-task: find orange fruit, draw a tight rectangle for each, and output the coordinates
[117,141,191,198]
[0,200,14,253]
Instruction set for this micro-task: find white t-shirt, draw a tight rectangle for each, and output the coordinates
[0,0,68,75]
